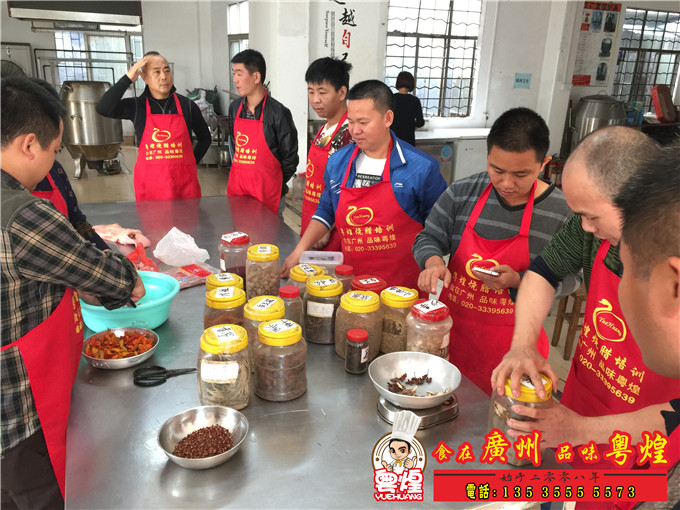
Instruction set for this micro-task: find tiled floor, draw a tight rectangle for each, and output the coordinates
[60,144,579,389]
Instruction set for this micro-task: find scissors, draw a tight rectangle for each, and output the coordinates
[133,365,196,387]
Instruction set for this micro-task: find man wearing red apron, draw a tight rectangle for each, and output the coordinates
[492,128,679,462]
[227,49,299,217]
[301,57,353,251]
[281,80,446,290]
[1,77,144,509]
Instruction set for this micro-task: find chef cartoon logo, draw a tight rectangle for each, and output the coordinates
[235,131,249,147]
[593,298,627,342]
[306,157,314,178]
[346,205,374,227]
[465,253,499,280]
[372,411,425,501]
[151,127,172,143]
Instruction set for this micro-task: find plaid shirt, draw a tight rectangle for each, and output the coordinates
[1,170,138,452]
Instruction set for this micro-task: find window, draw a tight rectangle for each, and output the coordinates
[612,8,680,111]
[385,0,482,117]
[228,1,249,95]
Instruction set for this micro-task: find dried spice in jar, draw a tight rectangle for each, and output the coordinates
[334,291,382,361]
[254,319,307,401]
[286,263,325,292]
[218,232,251,281]
[488,374,554,466]
[204,287,246,329]
[344,329,369,374]
[303,276,343,344]
[380,286,418,354]
[333,264,354,293]
[206,272,244,292]
[197,325,250,410]
[351,275,387,294]
[245,244,281,299]
[406,299,452,358]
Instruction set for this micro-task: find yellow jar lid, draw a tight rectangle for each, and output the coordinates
[305,275,343,297]
[206,272,244,291]
[206,287,246,309]
[247,244,280,262]
[289,263,325,283]
[258,319,303,346]
[244,295,286,321]
[201,324,248,354]
[340,291,380,313]
[504,374,553,402]
[380,286,418,308]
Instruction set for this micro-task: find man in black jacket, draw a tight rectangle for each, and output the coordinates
[97,51,211,200]
[227,49,299,217]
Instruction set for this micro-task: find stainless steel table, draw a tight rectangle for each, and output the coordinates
[67,196,554,509]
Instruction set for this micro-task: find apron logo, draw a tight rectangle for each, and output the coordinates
[306,157,314,178]
[465,253,499,280]
[346,205,374,226]
[593,299,627,342]
[235,131,249,147]
[151,128,172,143]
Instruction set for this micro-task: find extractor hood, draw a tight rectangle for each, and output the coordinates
[7,1,142,26]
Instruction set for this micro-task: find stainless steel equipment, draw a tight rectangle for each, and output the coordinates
[570,94,627,152]
[60,81,123,178]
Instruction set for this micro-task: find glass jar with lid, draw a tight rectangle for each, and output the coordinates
[243,295,286,351]
[205,272,244,292]
[279,285,303,328]
[334,291,382,360]
[218,232,251,281]
[286,263,325,292]
[204,287,246,329]
[254,319,307,401]
[351,275,387,295]
[406,299,452,358]
[333,264,354,293]
[245,244,281,299]
[345,329,369,374]
[380,286,419,354]
[488,374,555,466]
[303,275,343,344]
[197,324,250,410]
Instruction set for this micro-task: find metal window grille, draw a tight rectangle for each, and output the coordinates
[385,0,482,117]
[612,8,680,111]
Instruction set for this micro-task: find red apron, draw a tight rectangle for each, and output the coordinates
[301,113,347,251]
[439,182,549,395]
[335,141,424,292]
[227,93,283,215]
[1,289,84,498]
[135,94,202,201]
[32,171,69,217]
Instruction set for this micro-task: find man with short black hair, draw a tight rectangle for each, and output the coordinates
[281,79,446,291]
[412,107,575,393]
[227,49,299,217]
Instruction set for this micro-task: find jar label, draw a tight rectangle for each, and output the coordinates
[441,332,450,349]
[220,259,226,271]
[262,319,297,334]
[298,264,317,275]
[212,325,239,342]
[215,287,235,298]
[313,278,338,287]
[349,292,372,301]
[307,301,335,318]
[254,297,277,310]
[222,232,247,243]
[359,277,380,285]
[413,300,446,314]
[257,245,272,254]
[520,375,548,390]
[386,286,416,298]
[200,360,239,383]
[361,346,369,363]
[216,273,235,282]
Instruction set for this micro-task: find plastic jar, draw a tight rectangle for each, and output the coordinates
[345,329,369,374]
[243,295,286,351]
[286,263,325,292]
[351,275,387,294]
[218,232,251,280]
[279,286,303,328]
[197,324,250,410]
[245,244,281,299]
[406,299,452,358]
[204,287,246,329]
[205,272,244,292]
[254,319,307,401]
[303,276,343,344]
[380,286,419,354]
[488,375,555,466]
[333,264,354,293]
[334,291,382,361]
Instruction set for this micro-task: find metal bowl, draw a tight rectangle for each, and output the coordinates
[158,406,249,470]
[82,327,158,370]
[368,352,461,409]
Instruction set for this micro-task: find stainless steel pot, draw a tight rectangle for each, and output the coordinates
[570,94,627,152]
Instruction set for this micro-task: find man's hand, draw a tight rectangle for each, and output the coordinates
[312,230,331,250]
[130,274,146,303]
[474,264,520,291]
[418,256,450,295]
[281,249,303,278]
[404,457,415,469]
[490,345,558,399]
[126,57,149,82]
[506,402,587,448]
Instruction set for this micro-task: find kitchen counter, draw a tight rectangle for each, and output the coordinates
[67,196,555,509]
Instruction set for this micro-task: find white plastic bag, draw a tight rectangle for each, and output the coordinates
[153,227,210,266]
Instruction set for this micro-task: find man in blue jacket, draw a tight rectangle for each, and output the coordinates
[281,80,446,292]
